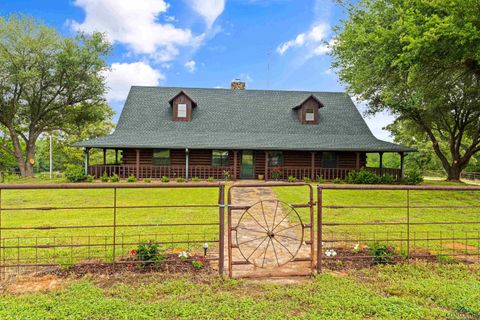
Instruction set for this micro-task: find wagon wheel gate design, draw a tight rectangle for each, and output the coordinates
[227,183,315,278]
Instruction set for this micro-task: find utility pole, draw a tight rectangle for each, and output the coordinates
[49,134,53,179]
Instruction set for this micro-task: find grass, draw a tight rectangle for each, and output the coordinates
[0,262,479,319]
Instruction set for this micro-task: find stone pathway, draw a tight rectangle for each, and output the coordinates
[226,182,313,278]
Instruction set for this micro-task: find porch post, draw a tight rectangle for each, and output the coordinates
[355,152,360,170]
[264,151,269,181]
[103,148,107,165]
[136,149,140,178]
[233,151,238,180]
[399,152,405,179]
[84,148,90,176]
[311,152,315,180]
[185,148,189,180]
[379,152,384,175]
[115,149,119,165]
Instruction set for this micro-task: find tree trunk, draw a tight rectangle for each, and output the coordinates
[446,164,462,181]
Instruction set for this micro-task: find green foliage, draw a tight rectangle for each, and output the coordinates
[127,175,136,183]
[144,178,152,183]
[368,243,396,265]
[316,175,324,184]
[100,171,109,183]
[287,176,297,183]
[0,15,113,176]
[191,176,200,182]
[380,175,395,184]
[110,173,119,183]
[191,257,205,269]
[302,177,311,183]
[333,178,342,184]
[271,166,282,180]
[64,164,86,182]
[161,176,170,183]
[346,169,380,184]
[176,177,186,183]
[85,175,94,183]
[207,176,215,182]
[135,241,164,267]
[402,169,424,185]
[222,170,230,180]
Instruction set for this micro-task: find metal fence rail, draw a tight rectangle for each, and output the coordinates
[316,185,480,272]
[0,183,225,277]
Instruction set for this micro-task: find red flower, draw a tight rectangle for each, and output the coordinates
[196,256,205,262]
[130,249,136,255]
[387,247,393,252]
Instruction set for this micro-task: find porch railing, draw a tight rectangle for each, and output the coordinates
[267,166,402,181]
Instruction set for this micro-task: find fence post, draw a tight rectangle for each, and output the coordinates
[218,184,225,276]
[316,186,323,273]
[406,189,410,259]
[112,188,117,266]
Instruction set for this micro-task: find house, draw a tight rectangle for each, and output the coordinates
[75,80,414,181]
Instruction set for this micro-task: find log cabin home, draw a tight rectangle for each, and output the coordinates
[75,80,414,181]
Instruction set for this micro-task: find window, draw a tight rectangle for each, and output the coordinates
[305,108,315,122]
[212,150,229,166]
[322,152,337,168]
[268,151,283,166]
[153,149,170,166]
[177,103,187,118]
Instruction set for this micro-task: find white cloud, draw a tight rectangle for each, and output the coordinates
[70,0,203,61]
[277,23,332,57]
[103,62,165,101]
[184,60,197,73]
[188,0,225,28]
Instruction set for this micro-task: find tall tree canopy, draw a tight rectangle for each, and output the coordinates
[0,15,113,176]
[332,0,480,180]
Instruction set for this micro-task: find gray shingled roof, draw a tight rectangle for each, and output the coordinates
[74,86,415,152]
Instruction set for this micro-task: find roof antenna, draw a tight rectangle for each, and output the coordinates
[266,48,272,89]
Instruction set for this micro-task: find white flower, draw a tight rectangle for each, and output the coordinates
[354,244,360,251]
[178,251,189,259]
[325,249,337,257]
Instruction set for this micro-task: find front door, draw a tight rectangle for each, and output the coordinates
[240,151,255,178]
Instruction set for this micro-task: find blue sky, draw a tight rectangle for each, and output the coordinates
[1,0,394,141]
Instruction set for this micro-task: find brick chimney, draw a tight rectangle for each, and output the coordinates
[231,79,246,90]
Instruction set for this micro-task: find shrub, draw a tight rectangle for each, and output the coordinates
[316,175,324,183]
[127,175,137,183]
[192,256,205,269]
[402,169,423,185]
[287,176,297,183]
[161,176,170,183]
[110,173,119,182]
[302,176,311,183]
[271,166,282,180]
[380,175,395,184]
[207,176,215,182]
[191,176,200,182]
[333,178,342,184]
[222,170,231,180]
[85,175,95,183]
[64,164,86,182]
[176,177,186,183]
[368,243,396,264]
[135,241,165,267]
[144,178,152,183]
[346,168,381,184]
[100,171,109,182]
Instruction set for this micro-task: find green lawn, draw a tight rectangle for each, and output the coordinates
[0,262,479,319]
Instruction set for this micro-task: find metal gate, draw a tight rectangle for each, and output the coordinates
[227,183,315,278]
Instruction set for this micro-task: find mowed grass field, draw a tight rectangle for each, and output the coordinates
[0,179,479,266]
[0,262,479,319]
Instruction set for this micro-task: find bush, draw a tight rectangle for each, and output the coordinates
[302,176,311,183]
[100,171,109,183]
[402,169,423,185]
[135,241,165,267]
[207,176,215,182]
[346,169,381,184]
[316,175,324,183]
[271,166,282,180]
[161,176,170,183]
[85,175,95,183]
[368,243,396,264]
[176,177,186,183]
[64,164,87,182]
[287,176,297,183]
[127,175,137,183]
[192,257,205,269]
[191,176,200,182]
[380,175,395,184]
[333,177,343,184]
[222,170,230,180]
[144,178,152,183]
[110,173,119,182]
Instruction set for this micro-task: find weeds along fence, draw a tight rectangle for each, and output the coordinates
[0,183,225,278]
[316,185,480,271]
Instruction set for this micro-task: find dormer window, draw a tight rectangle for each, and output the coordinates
[177,104,187,118]
[168,91,197,122]
[292,94,324,124]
